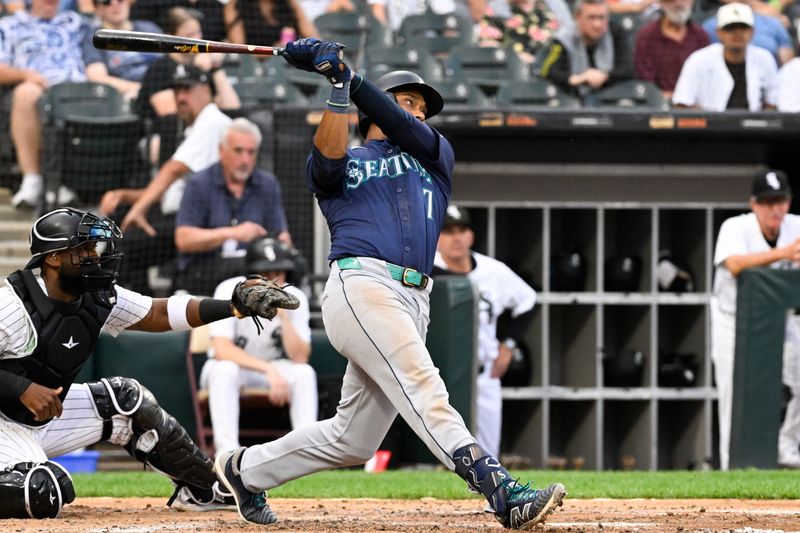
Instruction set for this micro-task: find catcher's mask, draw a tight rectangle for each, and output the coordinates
[25,207,123,291]
[358,70,444,137]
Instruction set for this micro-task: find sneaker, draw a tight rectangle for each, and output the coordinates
[170,482,237,512]
[778,449,800,469]
[214,447,278,525]
[498,480,566,529]
[45,185,78,207]
[11,174,43,208]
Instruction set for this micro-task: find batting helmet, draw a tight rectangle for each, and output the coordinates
[604,254,642,292]
[246,238,297,274]
[358,70,444,137]
[550,245,587,292]
[25,207,123,290]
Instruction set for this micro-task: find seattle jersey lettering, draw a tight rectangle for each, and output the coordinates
[345,152,432,189]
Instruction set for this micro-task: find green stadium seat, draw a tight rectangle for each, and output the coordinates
[435,80,493,108]
[39,82,145,209]
[495,79,581,108]
[445,46,530,93]
[397,12,474,56]
[589,80,669,109]
[366,46,445,83]
[234,78,308,107]
[314,11,392,69]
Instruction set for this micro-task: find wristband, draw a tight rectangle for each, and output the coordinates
[326,80,351,114]
[167,294,193,331]
[199,298,235,324]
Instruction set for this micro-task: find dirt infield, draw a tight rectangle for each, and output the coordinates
[3,497,800,532]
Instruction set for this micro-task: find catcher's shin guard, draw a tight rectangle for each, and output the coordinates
[0,461,75,519]
[88,377,217,500]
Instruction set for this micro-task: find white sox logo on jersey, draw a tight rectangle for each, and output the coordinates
[345,152,432,190]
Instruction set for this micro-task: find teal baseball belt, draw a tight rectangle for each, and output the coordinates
[336,257,430,289]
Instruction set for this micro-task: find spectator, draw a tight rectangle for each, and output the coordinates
[476,0,572,65]
[370,0,456,33]
[711,169,800,470]
[0,0,92,208]
[702,3,795,64]
[433,205,536,458]
[299,0,356,23]
[99,64,232,294]
[634,0,710,97]
[130,0,227,42]
[202,237,315,454]
[778,56,800,110]
[672,2,778,110]
[136,6,238,123]
[539,0,634,99]
[174,118,291,295]
[82,0,162,101]
[608,0,659,15]
[224,0,318,46]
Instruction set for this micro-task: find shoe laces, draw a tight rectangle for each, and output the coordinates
[249,490,268,509]
[501,478,537,504]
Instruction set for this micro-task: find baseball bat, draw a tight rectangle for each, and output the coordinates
[92,29,285,57]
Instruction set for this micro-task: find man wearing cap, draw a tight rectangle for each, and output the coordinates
[98,64,233,293]
[673,2,778,110]
[202,237,315,454]
[712,169,800,469]
[433,205,537,459]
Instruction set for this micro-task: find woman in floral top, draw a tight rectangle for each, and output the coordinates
[478,0,568,64]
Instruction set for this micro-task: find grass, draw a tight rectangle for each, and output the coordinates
[72,469,800,500]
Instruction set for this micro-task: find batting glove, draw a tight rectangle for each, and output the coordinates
[312,41,351,86]
[282,38,321,72]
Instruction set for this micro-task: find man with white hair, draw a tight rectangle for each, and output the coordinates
[634,0,710,98]
[672,2,778,110]
[173,118,291,295]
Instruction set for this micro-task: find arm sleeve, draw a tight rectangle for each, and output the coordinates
[540,42,572,90]
[671,54,700,106]
[349,73,443,160]
[175,172,209,228]
[307,146,348,197]
[208,278,238,343]
[0,369,31,399]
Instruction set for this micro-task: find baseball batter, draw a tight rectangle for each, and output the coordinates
[433,205,536,458]
[0,207,297,519]
[712,169,800,470]
[214,38,566,529]
[202,237,316,453]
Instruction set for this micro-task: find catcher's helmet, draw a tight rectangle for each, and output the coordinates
[25,207,123,291]
[358,70,444,137]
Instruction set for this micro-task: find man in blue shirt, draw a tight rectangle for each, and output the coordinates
[214,39,567,529]
[175,117,290,295]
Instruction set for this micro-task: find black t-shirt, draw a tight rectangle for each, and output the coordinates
[137,56,179,121]
[725,61,748,110]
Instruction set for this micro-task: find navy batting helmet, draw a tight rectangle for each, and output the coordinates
[358,70,444,137]
[25,207,123,290]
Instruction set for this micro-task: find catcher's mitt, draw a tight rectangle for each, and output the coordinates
[232,275,300,323]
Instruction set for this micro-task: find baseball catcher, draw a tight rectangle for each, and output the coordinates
[0,207,297,520]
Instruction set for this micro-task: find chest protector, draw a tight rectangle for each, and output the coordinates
[0,270,114,426]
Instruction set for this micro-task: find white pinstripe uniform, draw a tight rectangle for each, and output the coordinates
[712,212,800,470]
[201,277,316,454]
[0,277,152,469]
[434,251,536,458]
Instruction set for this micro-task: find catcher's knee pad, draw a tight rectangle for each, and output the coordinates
[88,376,216,491]
[0,461,75,519]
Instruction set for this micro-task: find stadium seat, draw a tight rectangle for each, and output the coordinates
[435,80,493,108]
[589,80,669,109]
[610,12,644,54]
[221,54,265,85]
[397,11,474,56]
[39,82,145,209]
[445,46,530,93]
[366,46,445,83]
[495,79,581,108]
[234,77,308,107]
[185,325,290,456]
[314,11,392,69]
